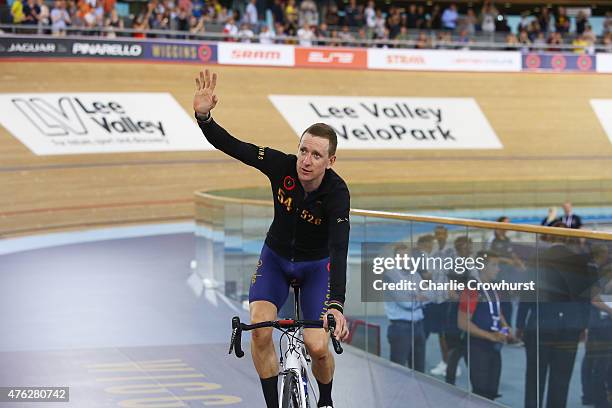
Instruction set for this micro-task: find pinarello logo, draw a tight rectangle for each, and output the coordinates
[198,45,212,62]
[525,53,541,69]
[551,54,567,71]
[327,262,330,272]
[307,51,354,64]
[283,175,296,191]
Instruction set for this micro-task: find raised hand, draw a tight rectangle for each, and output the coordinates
[193,69,218,116]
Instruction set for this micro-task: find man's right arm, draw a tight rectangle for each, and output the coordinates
[197,114,287,177]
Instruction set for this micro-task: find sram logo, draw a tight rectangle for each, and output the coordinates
[307,51,354,64]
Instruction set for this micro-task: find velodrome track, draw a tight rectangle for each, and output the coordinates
[1,61,612,236]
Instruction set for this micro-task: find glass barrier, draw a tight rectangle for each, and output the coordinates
[195,190,612,407]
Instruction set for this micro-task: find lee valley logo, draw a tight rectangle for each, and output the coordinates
[0,93,212,155]
[268,95,502,149]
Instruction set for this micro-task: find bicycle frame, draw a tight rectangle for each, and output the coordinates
[278,286,312,407]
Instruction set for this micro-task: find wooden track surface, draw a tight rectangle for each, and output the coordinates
[1,61,612,237]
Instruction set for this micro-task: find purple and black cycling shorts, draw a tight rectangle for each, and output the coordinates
[249,244,331,321]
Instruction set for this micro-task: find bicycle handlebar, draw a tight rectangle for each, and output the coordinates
[229,314,343,358]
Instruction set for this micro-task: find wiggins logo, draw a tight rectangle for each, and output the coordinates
[251,259,263,285]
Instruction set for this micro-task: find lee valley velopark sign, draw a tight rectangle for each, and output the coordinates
[0,93,212,155]
[268,95,502,149]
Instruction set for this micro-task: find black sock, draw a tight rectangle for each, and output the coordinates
[260,376,279,408]
[317,379,333,407]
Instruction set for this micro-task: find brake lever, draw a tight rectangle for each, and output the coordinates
[326,314,344,355]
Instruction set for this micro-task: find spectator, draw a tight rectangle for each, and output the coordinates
[555,6,570,34]
[505,33,518,50]
[415,31,430,49]
[273,22,285,43]
[355,28,367,47]
[223,16,238,39]
[132,14,148,38]
[373,8,385,40]
[559,201,582,229]
[443,236,475,381]
[415,5,427,30]
[426,226,455,378]
[50,0,70,35]
[518,29,532,52]
[605,33,612,52]
[575,10,588,35]
[384,242,431,372]
[258,24,273,43]
[604,11,612,36]
[538,7,551,34]
[23,0,40,26]
[459,8,477,35]
[428,4,441,30]
[387,12,401,40]
[338,25,354,44]
[176,8,190,33]
[37,0,50,33]
[343,0,358,27]
[324,3,339,27]
[580,244,609,406]
[547,31,563,52]
[458,251,511,401]
[284,0,297,25]
[518,226,594,408]
[479,0,497,34]
[583,24,596,45]
[316,22,329,45]
[396,26,410,46]
[441,3,458,31]
[526,20,541,42]
[269,0,284,25]
[238,22,254,42]
[297,22,314,46]
[517,10,530,33]
[405,3,417,29]
[244,0,257,26]
[298,0,318,27]
[364,0,376,38]
[11,0,26,24]
[541,207,557,227]
[587,263,612,407]
[533,31,546,48]
[105,8,124,38]
[573,34,589,54]
[188,15,205,36]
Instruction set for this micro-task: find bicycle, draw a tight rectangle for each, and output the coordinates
[229,285,344,408]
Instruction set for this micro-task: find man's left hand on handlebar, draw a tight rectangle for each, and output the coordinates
[325,308,349,342]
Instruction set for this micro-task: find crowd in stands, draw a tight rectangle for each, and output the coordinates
[7,0,612,51]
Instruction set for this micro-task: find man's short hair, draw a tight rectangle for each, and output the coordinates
[301,123,338,157]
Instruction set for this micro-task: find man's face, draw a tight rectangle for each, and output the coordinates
[563,202,572,214]
[434,227,448,242]
[296,133,335,184]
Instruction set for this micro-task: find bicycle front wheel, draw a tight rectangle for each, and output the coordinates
[281,371,301,408]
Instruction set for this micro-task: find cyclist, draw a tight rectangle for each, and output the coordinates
[193,69,350,408]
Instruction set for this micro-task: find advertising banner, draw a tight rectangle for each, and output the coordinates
[269,95,502,150]
[0,93,213,155]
